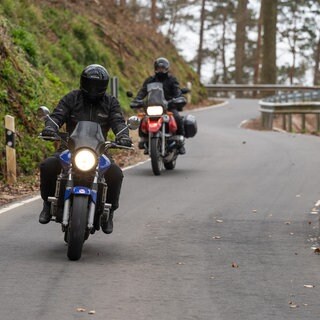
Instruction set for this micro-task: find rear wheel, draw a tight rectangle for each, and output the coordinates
[150,137,163,175]
[67,195,89,261]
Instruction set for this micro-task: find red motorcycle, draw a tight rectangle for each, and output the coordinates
[129,82,197,175]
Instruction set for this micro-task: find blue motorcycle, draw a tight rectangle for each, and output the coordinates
[38,106,139,260]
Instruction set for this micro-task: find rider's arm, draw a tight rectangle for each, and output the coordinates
[45,91,73,129]
[109,96,129,136]
[171,76,182,98]
[135,77,152,100]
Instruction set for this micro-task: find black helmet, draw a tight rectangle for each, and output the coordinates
[80,64,109,100]
[154,57,170,74]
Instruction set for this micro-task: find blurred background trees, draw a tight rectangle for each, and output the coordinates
[125,0,320,85]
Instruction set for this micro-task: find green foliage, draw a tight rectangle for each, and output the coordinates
[11,27,38,66]
[0,0,204,182]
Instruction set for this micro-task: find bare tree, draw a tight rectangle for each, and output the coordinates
[196,0,206,76]
[253,3,262,85]
[151,0,157,26]
[261,0,277,85]
[314,36,320,85]
[235,0,248,85]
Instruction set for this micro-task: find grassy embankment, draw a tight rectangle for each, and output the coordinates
[0,0,206,182]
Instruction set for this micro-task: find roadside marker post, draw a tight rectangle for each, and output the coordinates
[5,115,17,184]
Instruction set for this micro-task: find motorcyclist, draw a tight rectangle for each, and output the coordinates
[38,64,132,234]
[130,57,186,154]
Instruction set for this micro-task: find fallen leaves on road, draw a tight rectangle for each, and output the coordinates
[212,236,221,240]
[88,310,96,315]
[314,247,320,254]
[303,284,315,288]
[289,301,299,308]
[76,308,86,312]
[216,219,223,223]
[232,262,239,268]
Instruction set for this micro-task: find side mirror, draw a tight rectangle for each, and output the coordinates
[37,106,50,120]
[127,116,140,130]
[126,91,133,98]
[37,106,59,129]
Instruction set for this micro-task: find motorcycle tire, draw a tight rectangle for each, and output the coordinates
[164,159,176,170]
[67,195,89,261]
[150,137,163,176]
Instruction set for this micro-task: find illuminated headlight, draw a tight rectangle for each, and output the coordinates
[147,106,163,116]
[74,149,97,171]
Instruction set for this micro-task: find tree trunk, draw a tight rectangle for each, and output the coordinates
[235,0,248,97]
[253,2,263,97]
[221,10,228,84]
[151,0,157,26]
[261,0,277,86]
[196,0,206,77]
[314,36,320,85]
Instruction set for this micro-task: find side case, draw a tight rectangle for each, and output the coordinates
[183,114,197,138]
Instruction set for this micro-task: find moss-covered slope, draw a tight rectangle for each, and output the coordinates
[0,0,205,180]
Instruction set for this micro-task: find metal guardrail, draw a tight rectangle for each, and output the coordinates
[259,90,320,131]
[204,84,320,132]
[205,84,320,98]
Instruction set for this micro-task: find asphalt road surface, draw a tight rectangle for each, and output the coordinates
[1,99,320,320]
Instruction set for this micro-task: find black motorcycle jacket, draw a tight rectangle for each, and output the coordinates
[135,73,182,102]
[45,89,129,138]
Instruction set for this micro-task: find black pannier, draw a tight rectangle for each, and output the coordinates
[183,114,197,138]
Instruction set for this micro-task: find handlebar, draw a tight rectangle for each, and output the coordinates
[104,141,134,151]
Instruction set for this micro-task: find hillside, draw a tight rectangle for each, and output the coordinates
[0,0,206,181]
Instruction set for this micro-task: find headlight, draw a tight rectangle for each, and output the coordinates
[74,149,97,171]
[147,106,163,116]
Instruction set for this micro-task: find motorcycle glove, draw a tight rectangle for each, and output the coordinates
[130,99,144,109]
[41,126,57,137]
[116,135,133,147]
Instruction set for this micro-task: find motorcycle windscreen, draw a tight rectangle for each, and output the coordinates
[147,82,167,107]
[68,121,105,153]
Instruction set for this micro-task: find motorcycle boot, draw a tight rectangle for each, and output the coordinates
[39,201,52,224]
[177,135,186,155]
[101,210,114,234]
[179,145,186,155]
[138,137,148,155]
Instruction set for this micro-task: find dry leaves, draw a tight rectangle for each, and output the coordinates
[314,247,320,254]
[232,262,239,268]
[303,284,315,288]
[289,301,299,308]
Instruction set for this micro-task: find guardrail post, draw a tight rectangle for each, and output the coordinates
[288,115,293,132]
[282,114,286,130]
[5,115,17,184]
[110,76,118,99]
[261,112,273,130]
[301,114,306,132]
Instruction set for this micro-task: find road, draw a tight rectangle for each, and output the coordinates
[1,99,320,320]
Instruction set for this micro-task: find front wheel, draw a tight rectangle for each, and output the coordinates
[150,137,163,176]
[67,195,89,261]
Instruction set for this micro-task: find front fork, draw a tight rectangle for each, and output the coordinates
[148,122,166,157]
